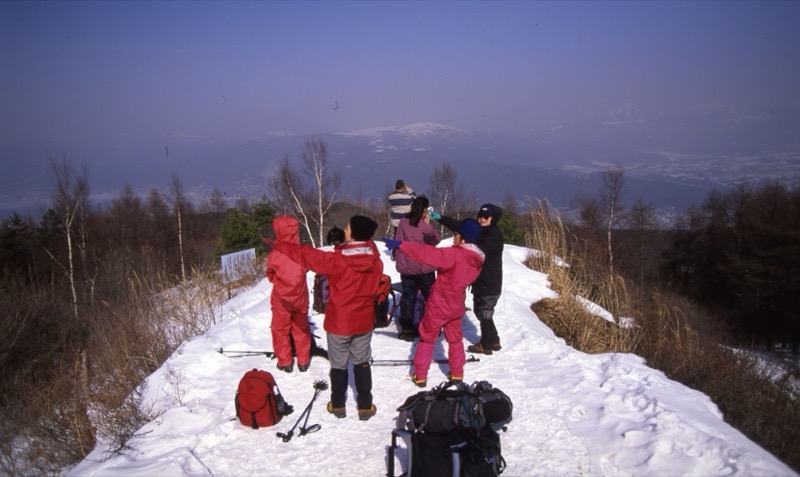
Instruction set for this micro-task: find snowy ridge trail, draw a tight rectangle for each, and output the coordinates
[69,243,796,477]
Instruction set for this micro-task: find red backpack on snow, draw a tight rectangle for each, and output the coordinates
[235,369,293,429]
[374,274,396,328]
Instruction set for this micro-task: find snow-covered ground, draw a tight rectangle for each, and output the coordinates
[69,242,796,476]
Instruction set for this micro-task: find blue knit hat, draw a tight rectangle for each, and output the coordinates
[457,219,482,243]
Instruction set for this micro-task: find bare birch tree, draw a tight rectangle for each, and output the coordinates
[602,163,625,280]
[46,153,89,320]
[46,153,96,450]
[268,137,340,247]
[428,162,466,216]
[270,154,314,241]
[169,174,188,282]
[301,136,341,246]
[72,163,97,306]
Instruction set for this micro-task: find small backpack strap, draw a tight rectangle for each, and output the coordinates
[250,411,258,430]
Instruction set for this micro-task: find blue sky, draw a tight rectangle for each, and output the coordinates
[2,0,800,146]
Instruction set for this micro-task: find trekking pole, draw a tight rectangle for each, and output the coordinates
[217,347,276,359]
[370,355,480,367]
[369,358,413,367]
[276,380,328,443]
[298,380,328,436]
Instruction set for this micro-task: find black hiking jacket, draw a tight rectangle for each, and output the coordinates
[437,204,504,297]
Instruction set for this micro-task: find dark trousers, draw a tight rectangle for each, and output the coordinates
[473,294,500,347]
[399,272,436,331]
[328,362,373,410]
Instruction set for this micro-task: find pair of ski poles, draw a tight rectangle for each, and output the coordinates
[217,348,276,359]
[220,348,480,366]
[220,348,480,367]
[370,355,480,366]
[276,380,328,443]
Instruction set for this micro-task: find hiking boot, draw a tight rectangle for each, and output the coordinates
[298,363,310,372]
[326,401,346,419]
[357,404,377,421]
[277,364,294,373]
[491,342,502,352]
[467,343,493,355]
[447,373,463,382]
[411,374,427,388]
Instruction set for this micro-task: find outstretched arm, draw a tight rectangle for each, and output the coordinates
[272,242,341,276]
[398,241,456,271]
[436,214,462,233]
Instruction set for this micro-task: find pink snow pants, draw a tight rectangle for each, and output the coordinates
[413,314,466,381]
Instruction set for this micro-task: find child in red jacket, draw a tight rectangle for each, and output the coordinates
[384,219,484,386]
[266,216,313,373]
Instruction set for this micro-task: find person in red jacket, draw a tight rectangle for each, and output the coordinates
[270,215,383,421]
[384,219,484,387]
[265,216,313,373]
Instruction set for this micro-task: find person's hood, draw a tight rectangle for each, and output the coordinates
[273,216,300,244]
[340,241,381,272]
[460,242,486,265]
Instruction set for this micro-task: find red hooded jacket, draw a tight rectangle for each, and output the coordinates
[265,216,309,312]
[272,239,384,336]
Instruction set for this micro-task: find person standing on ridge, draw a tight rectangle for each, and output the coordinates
[384,219,484,386]
[265,216,313,373]
[429,203,505,355]
[388,179,415,234]
[393,196,441,341]
[269,215,383,421]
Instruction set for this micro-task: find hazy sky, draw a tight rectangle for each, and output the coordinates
[2,0,800,147]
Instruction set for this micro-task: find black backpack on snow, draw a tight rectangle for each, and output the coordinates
[387,380,512,477]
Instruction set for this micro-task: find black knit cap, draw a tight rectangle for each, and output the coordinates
[349,215,378,241]
[326,226,344,245]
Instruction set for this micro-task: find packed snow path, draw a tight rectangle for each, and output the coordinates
[70,243,795,476]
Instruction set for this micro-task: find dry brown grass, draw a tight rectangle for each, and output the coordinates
[0,256,261,475]
[523,199,800,472]
[525,200,641,354]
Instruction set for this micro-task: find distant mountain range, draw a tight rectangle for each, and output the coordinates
[2,104,799,220]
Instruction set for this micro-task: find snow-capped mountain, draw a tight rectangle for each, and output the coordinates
[335,122,467,139]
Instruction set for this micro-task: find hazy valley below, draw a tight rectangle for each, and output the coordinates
[3,106,799,221]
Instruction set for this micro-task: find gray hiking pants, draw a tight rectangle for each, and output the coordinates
[327,331,373,369]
